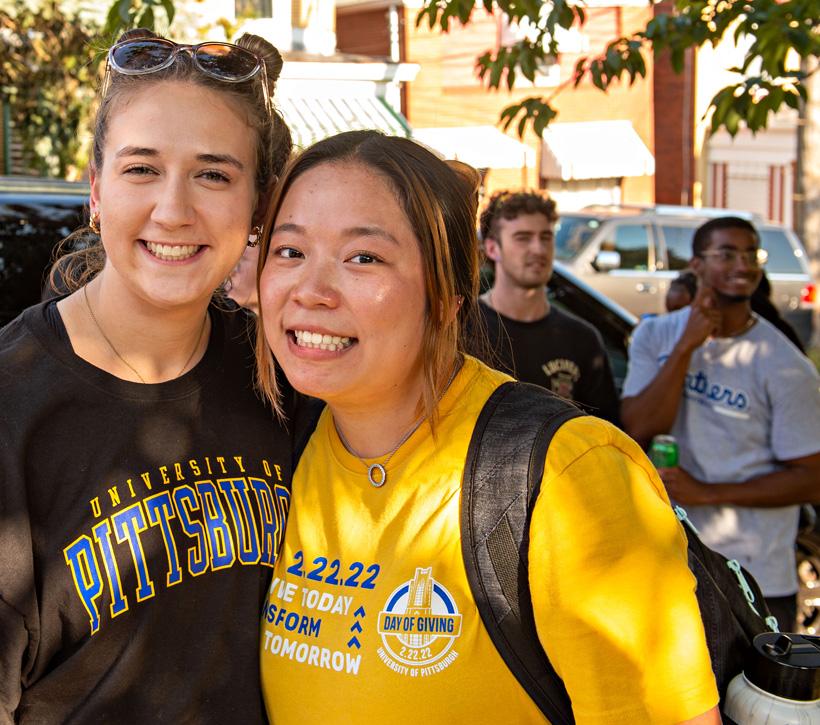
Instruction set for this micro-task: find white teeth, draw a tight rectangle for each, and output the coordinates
[293,329,352,352]
[145,241,201,261]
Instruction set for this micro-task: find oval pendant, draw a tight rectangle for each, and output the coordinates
[368,463,387,488]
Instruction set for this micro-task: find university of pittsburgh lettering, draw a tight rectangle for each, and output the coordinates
[63,454,289,636]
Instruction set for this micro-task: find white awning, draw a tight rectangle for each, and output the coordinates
[540,120,654,180]
[411,126,536,169]
[278,94,411,149]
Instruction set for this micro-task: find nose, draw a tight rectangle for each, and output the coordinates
[291,256,340,308]
[150,175,196,229]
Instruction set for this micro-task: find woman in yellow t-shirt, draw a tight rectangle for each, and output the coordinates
[254,130,720,724]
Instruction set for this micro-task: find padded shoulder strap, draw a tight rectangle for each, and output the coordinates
[461,381,582,725]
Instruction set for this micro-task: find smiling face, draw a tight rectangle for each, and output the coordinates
[692,226,763,304]
[90,80,258,311]
[485,212,555,290]
[259,160,428,413]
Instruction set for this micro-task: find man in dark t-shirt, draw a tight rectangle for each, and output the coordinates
[476,191,620,424]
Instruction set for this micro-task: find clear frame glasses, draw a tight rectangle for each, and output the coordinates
[699,247,768,267]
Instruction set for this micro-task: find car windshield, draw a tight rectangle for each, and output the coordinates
[554,214,603,261]
[758,228,807,274]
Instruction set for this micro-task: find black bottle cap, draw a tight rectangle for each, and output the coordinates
[745,632,820,702]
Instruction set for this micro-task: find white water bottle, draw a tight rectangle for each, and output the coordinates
[724,632,820,724]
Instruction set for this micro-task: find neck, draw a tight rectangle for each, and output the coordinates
[59,272,211,383]
[483,279,549,322]
[331,394,424,460]
[714,298,754,337]
[330,357,460,459]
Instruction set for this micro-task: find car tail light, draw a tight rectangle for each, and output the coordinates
[801,283,816,306]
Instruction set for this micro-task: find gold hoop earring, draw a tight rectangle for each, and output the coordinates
[247,225,263,248]
[89,212,101,235]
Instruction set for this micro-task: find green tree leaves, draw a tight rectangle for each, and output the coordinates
[0,4,101,177]
[104,0,176,39]
[418,0,818,138]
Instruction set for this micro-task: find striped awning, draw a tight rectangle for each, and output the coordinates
[541,121,655,180]
[277,94,411,149]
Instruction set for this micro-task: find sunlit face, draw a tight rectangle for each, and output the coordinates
[485,212,555,290]
[692,227,763,303]
[90,80,258,310]
[259,161,428,413]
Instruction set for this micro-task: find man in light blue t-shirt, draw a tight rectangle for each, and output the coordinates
[621,216,820,629]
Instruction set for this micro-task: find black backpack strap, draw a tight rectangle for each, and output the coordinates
[461,381,582,725]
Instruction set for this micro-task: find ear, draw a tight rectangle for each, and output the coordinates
[89,166,101,215]
[484,236,502,262]
[690,255,704,281]
[251,177,277,228]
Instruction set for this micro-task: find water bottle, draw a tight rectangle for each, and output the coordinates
[724,632,820,724]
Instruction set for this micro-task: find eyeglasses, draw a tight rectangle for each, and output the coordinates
[105,37,271,110]
[698,248,768,267]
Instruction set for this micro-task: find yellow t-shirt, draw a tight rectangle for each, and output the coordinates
[260,357,718,723]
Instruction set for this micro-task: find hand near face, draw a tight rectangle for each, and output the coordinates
[657,466,713,505]
[679,285,720,352]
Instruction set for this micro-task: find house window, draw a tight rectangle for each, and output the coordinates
[236,0,272,17]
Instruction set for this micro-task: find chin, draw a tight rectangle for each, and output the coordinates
[716,290,752,304]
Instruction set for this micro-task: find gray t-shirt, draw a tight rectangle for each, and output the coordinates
[623,308,820,595]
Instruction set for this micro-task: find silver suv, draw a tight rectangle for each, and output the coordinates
[555,205,815,346]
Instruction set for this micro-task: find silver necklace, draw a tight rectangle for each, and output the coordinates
[83,284,207,383]
[335,358,462,488]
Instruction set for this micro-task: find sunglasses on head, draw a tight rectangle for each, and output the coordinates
[106,37,271,108]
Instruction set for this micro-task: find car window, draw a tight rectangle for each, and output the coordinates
[554,215,603,261]
[758,228,807,274]
[608,224,650,271]
[659,224,695,270]
[0,196,85,325]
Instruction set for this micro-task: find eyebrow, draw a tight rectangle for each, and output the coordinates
[271,222,399,244]
[114,147,245,170]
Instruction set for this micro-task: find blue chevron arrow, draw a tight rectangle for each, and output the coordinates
[350,621,363,633]
[347,636,361,649]
[354,606,366,618]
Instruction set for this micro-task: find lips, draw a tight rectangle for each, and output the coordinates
[291,329,354,352]
[143,240,202,261]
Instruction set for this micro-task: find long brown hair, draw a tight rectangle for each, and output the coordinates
[49,28,292,293]
[255,130,482,423]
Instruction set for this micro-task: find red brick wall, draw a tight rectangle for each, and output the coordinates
[652,0,695,205]
[336,7,392,57]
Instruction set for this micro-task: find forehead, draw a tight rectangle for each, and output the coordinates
[497,212,554,235]
[276,160,418,241]
[103,81,257,163]
[705,226,758,250]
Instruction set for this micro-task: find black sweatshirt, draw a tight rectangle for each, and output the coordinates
[0,302,292,723]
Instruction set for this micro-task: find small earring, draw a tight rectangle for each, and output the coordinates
[89,212,101,235]
[247,225,263,248]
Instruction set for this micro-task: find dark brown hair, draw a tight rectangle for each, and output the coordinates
[50,28,292,292]
[255,130,482,422]
[479,191,557,243]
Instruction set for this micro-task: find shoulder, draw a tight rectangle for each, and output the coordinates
[631,308,689,348]
[544,415,661,493]
[547,306,604,343]
[0,303,51,376]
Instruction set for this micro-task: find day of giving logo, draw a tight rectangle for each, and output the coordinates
[376,567,462,677]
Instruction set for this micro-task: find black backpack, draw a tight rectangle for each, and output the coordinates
[461,381,778,724]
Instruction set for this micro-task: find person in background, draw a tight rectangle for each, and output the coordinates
[665,270,698,312]
[254,131,719,724]
[621,216,820,630]
[751,271,806,354]
[0,28,293,722]
[475,191,620,424]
